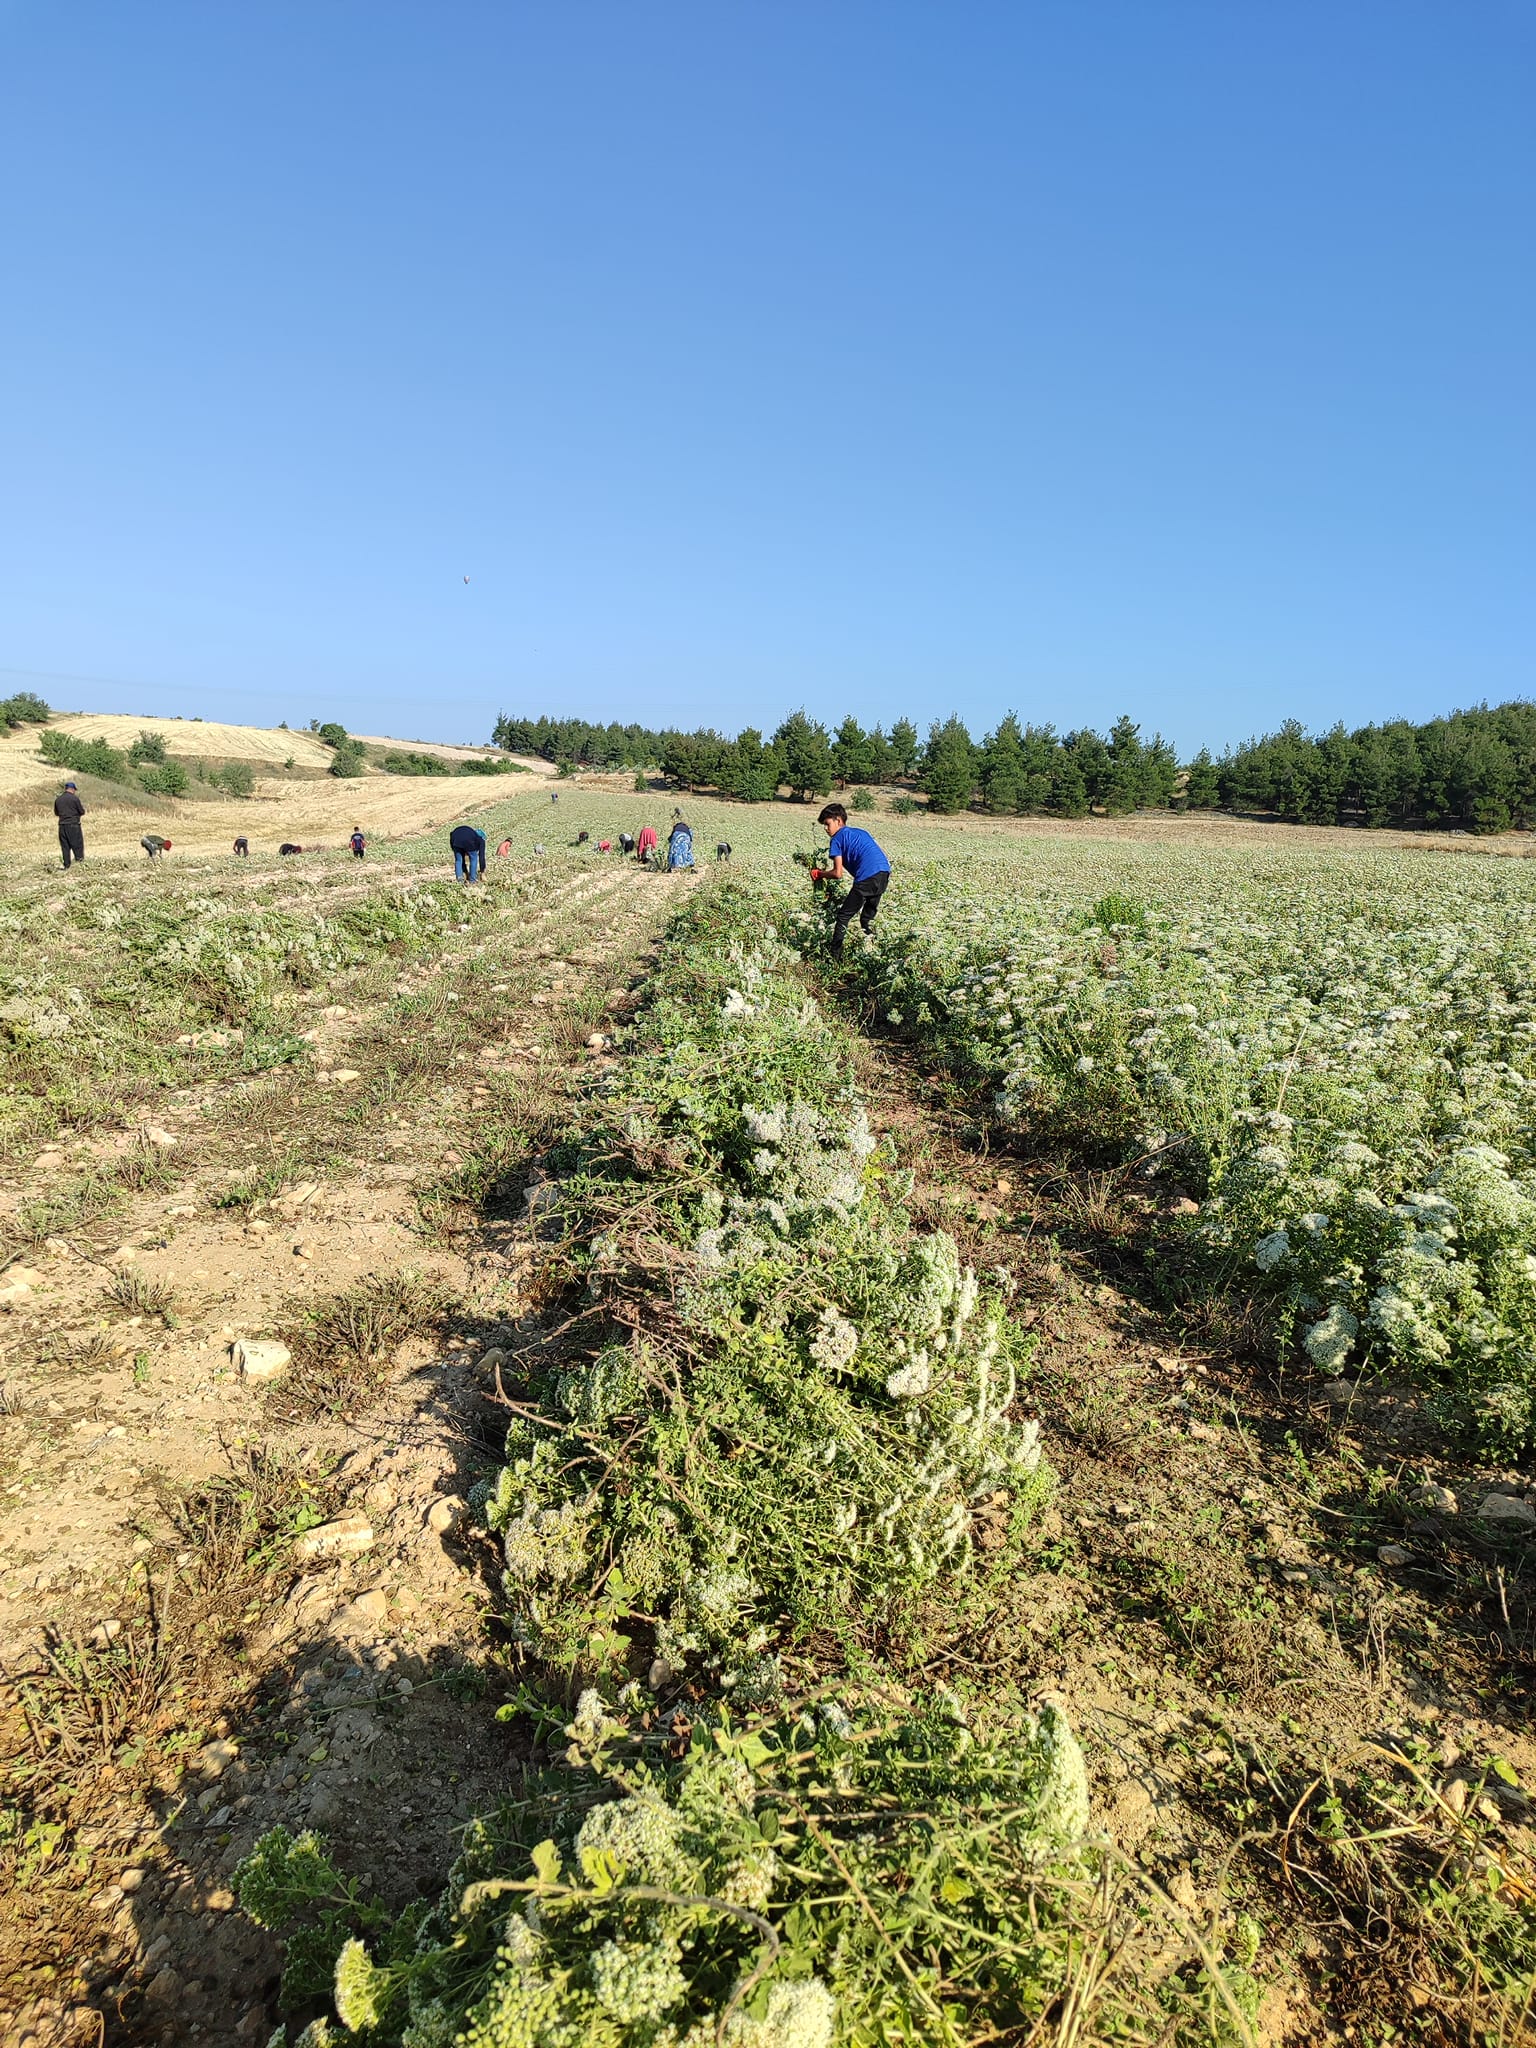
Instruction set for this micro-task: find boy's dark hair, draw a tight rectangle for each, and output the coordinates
[817,803,847,826]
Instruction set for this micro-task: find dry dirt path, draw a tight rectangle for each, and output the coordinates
[0,861,689,2048]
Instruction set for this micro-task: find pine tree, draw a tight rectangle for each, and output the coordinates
[661,731,728,791]
[923,716,978,813]
[865,725,896,783]
[1104,714,1144,814]
[1141,734,1179,808]
[1018,724,1059,813]
[1306,723,1354,824]
[981,713,1028,814]
[889,718,920,778]
[722,728,784,802]
[831,716,875,785]
[1183,748,1220,808]
[1065,730,1109,811]
[773,711,834,801]
[1051,751,1089,818]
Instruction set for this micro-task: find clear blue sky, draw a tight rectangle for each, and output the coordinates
[3,3,1532,755]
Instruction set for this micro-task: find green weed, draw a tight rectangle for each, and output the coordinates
[102,1268,179,1324]
[279,1271,454,1418]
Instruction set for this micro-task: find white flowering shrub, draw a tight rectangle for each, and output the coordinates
[821,845,1536,1451]
[241,1691,1094,2048]
[480,882,1051,1686]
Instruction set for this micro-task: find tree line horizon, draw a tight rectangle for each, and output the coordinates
[493,698,1536,835]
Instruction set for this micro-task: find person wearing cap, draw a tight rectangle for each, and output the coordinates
[53,781,86,869]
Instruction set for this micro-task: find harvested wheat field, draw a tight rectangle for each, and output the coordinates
[23,716,338,769]
[0,716,553,865]
[0,786,1533,2048]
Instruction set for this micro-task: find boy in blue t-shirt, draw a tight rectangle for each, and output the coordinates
[817,804,891,959]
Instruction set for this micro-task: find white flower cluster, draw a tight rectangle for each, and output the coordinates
[884,1358,931,1399]
[833,842,1536,1445]
[651,1565,784,1703]
[497,1497,589,1590]
[668,1981,836,2048]
[555,1345,640,1427]
[590,1939,688,2026]
[809,1306,859,1372]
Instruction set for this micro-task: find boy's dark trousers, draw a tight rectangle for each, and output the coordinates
[830,871,889,957]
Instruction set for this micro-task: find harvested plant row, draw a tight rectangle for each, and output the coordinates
[242,878,1260,2048]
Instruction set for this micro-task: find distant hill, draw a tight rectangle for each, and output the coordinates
[35,713,337,767]
[0,708,554,858]
[0,714,553,792]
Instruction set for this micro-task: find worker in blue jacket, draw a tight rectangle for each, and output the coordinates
[449,822,487,883]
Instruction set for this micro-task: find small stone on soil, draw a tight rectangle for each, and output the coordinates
[1478,1493,1536,1527]
[294,1513,375,1560]
[330,1589,389,1632]
[232,1338,291,1382]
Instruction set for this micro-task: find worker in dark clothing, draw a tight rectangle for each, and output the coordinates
[141,834,172,860]
[53,781,86,868]
[449,822,487,882]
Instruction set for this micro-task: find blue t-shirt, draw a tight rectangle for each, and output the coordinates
[826,825,890,882]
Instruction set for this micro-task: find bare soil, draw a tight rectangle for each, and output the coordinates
[0,861,678,2047]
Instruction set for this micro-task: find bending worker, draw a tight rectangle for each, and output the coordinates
[816,803,891,959]
[449,821,487,883]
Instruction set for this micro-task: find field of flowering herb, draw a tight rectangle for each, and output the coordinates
[243,880,1218,2048]
[822,839,1536,1453]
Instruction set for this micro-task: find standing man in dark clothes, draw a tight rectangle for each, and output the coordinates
[449,822,487,882]
[817,803,891,959]
[53,781,85,868]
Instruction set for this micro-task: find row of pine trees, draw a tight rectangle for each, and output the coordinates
[492,701,1536,832]
[493,709,1216,816]
[1219,702,1536,835]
